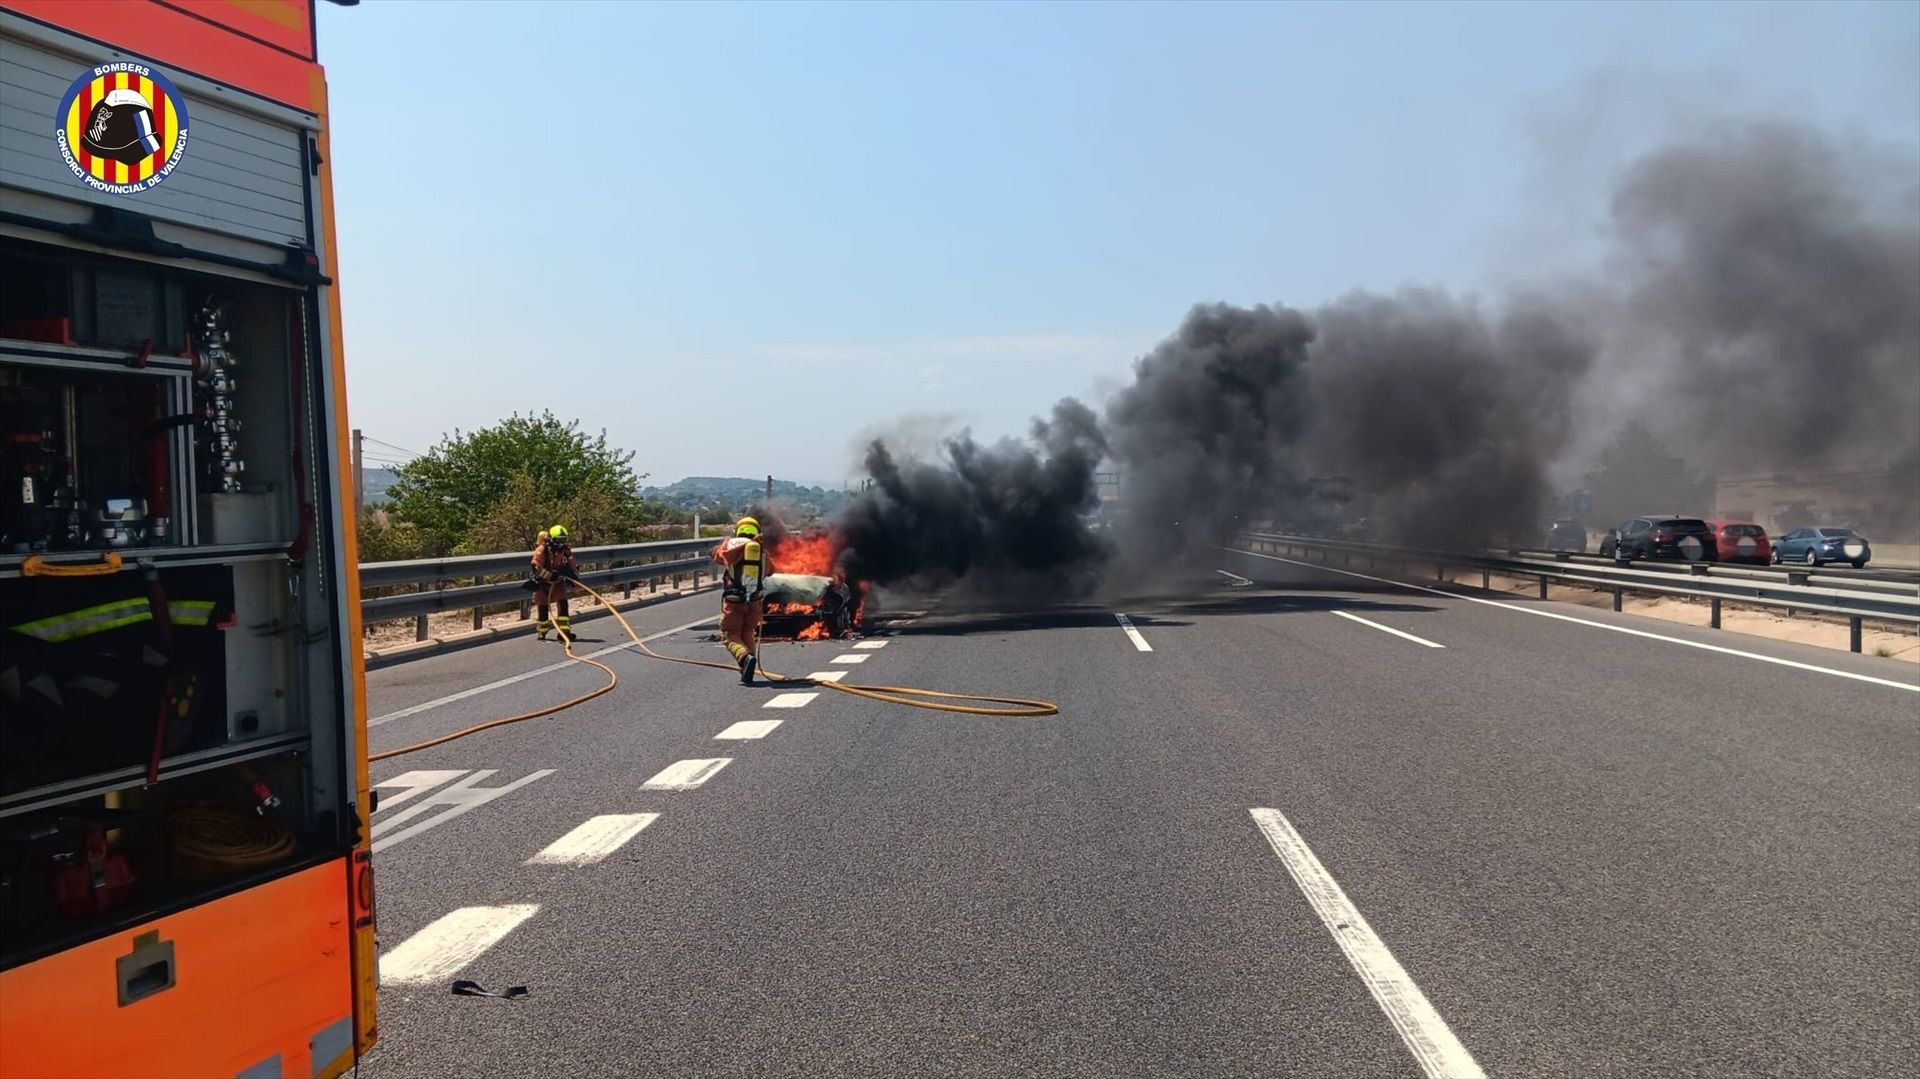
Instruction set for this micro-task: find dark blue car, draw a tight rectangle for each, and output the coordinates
[1771,527,1872,568]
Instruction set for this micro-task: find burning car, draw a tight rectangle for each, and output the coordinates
[762,573,860,640]
[759,527,868,640]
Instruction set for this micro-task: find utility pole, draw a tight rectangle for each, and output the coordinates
[351,428,364,512]
[765,474,773,504]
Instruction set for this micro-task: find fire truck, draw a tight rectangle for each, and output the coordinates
[0,2,375,1076]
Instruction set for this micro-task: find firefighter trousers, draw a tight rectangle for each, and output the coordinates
[535,582,571,636]
[720,596,763,665]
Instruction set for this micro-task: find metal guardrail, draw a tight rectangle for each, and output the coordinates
[1231,531,1920,653]
[359,537,715,637]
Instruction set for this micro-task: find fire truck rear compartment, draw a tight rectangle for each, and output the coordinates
[0,238,346,970]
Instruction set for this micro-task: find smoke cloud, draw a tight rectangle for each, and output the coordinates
[830,117,1918,595]
[836,399,1111,597]
[1606,123,1920,470]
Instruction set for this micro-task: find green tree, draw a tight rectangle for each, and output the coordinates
[459,472,650,554]
[355,506,430,563]
[385,411,649,552]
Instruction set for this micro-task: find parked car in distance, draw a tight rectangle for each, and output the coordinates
[1706,520,1771,564]
[1598,516,1719,564]
[1543,518,1587,553]
[1771,527,1872,568]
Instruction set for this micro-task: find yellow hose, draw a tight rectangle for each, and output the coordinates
[369,632,618,762]
[370,578,1058,761]
[569,578,1059,718]
[23,552,124,577]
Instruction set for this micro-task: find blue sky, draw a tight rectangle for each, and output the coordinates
[317,1,1919,485]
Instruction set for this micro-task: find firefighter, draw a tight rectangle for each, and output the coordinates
[531,524,579,640]
[711,516,768,684]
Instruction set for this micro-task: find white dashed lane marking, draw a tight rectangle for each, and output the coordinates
[763,692,819,709]
[525,814,658,866]
[1114,612,1153,652]
[716,719,783,739]
[1333,610,1445,649]
[854,640,889,650]
[808,670,847,682]
[379,904,540,986]
[830,654,870,665]
[1249,808,1484,1079]
[641,758,732,791]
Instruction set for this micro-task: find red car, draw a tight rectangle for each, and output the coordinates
[1707,520,1772,564]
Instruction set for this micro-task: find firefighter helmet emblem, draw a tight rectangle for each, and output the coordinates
[54,62,190,194]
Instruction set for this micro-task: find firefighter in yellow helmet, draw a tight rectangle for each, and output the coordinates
[711,516,768,683]
[530,524,579,640]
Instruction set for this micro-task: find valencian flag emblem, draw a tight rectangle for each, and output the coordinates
[54,62,190,195]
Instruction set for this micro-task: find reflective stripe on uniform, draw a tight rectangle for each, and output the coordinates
[8,598,216,642]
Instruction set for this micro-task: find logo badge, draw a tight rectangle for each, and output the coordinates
[54,62,190,195]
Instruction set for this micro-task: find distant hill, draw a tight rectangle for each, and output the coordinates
[364,466,399,504]
[640,476,855,522]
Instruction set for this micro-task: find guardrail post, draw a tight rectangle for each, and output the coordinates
[414,582,430,641]
[1538,577,1547,600]
[1709,596,1721,629]
[1481,570,1490,591]
[472,575,484,630]
[1850,616,1863,653]
[1612,586,1622,613]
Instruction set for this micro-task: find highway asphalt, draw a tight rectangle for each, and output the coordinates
[356,553,1919,1078]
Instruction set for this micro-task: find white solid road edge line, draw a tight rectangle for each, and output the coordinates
[378,904,540,986]
[1227,547,1920,694]
[525,814,659,866]
[1249,809,1485,1079]
[1334,610,1445,649]
[1114,612,1154,652]
[641,757,733,791]
[370,615,716,726]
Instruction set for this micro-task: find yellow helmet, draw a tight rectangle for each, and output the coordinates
[549,524,569,540]
[735,516,760,537]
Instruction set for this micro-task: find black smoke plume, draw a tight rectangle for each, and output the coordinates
[835,399,1110,597]
[1607,122,1920,473]
[832,118,1917,594]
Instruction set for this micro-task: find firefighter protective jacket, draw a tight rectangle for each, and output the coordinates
[711,537,766,601]
[531,540,577,583]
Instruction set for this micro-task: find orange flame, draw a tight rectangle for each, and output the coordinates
[767,529,841,576]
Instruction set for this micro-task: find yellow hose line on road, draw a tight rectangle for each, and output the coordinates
[369,631,618,762]
[568,578,1059,718]
[369,578,1057,761]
